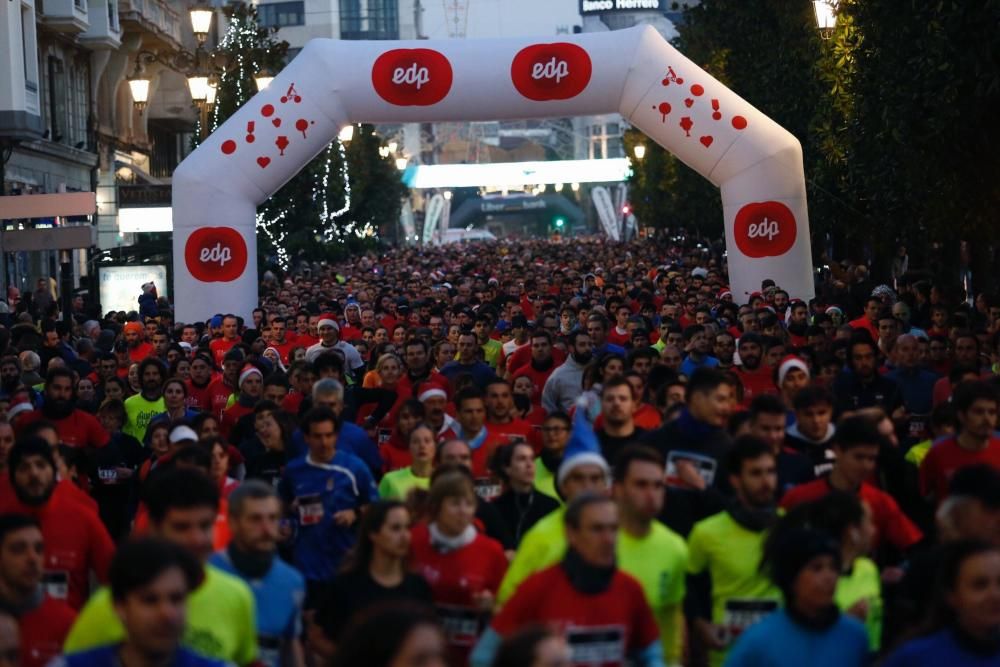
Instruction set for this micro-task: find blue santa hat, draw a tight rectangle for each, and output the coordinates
[557,398,610,487]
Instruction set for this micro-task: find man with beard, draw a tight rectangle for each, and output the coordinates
[440,332,497,390]
[507,330,561,405]
[0,438,114,610]
[484,380,535,447]
[833,337,903,415]
[209,481,305,667]
[397,339,449,400]
[210,315,241,366]
[186,353,216,412]
[733,333,776,408]
[123,358,166,442]
[542,331,592,413]
[0,356,23,397]
[535,412,571,499]
[122,322,152,364]
[16,368,108,450]
[595,377,646,464]
[686,437,781,667]
[208,349,244,421]
[0,514,77,667]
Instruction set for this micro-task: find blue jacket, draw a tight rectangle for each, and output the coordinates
[138,291,159,321]
[885,367,938,415]
[289,421,382,477]
[882,628,1000,666]
[725,609,868,667]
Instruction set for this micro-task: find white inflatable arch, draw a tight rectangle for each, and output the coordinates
[172,25,813,323]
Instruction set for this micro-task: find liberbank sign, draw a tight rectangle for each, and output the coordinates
[580,0,662,14]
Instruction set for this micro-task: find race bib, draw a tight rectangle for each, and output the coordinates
[665,451,718,488]
[907,414,929,439]
[565,624,626,666]
[98,467,119,484]
[377,427,393,445]
[257,633,282,667]
[474,476,502,502]
[42,571,69,600]
[297,494,324,526]
[436,604,482,647]
[721,598,778,644]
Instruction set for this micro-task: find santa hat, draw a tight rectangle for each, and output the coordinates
[6,399,33,422]
[718,288,732,300]
[418,388,447,402]
[777,356,810,387]
[557,399,610,488]
[317,316,339,331]
[239,365,262,387]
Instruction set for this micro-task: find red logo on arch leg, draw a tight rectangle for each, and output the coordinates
[185,227,248,283]
[734,202,797,258]
[511,43,592,101]
[372,49,453,106]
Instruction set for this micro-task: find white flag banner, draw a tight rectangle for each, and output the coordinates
[592,186,620,241]
[400,199,416,243]
[423,194,445,245]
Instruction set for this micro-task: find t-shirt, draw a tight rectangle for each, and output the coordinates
[210,337,239,366]
[687,511,780,667]
[919,435,1000,502]
[497,507,566,605]
[317,570,433,641]
[533,457,559,500]
[278,451,378,582]
[64,565,257,666]
[208,550,305,667]
[834,557,882,651]
[18,594,77,667]
[377,466,430,500]
[409,523,507,664]
[123,394,166,442]
[724,609,868,667]
[780,478,923,551]
[56,645,228,667]
[481,339,503,369]
[490,563,660,667]
[617,522,688,661]
[882,628,1000,667]
[16,409,109,449]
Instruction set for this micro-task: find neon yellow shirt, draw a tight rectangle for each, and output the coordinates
[481,339,503,369]
[497,507,566,605]
[904,439,932,467]
[377,466,430,500]
[533,457,559,502]
[687,511,781,667]
[123,394,166,442]
[64,564,258,665]
[835,557,882,650]
[618,521,689,663]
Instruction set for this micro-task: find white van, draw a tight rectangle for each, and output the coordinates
[436,228,497,244]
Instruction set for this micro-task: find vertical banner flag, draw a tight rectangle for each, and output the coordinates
[592,186,620,241]
[423,194,446,245]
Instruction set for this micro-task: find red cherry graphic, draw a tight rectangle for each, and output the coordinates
[732,116,748,130]
[221,140,236,155]
[257,156,271,168]
[684,98,694,108]
[657,102,671,122]
[261,104,275,117]
[691,84,705,96]
[700,135,714,147]
[679,117,693,136]
[272,118,281,127]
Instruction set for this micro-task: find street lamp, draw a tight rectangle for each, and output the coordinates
[189,5,214,44]
[633,144,647,160]
[338,125,355,143]
[813,0,838,38]
[254,68,274,92]
[571,182,580,192]
[396,157,409,171]
[187,74,211,108]
[127,73,151,113]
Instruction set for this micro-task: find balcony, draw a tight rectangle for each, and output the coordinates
[118,0,182,50]
[38,0,90,33]
[80,0,122,48]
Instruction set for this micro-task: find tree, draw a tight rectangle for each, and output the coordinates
[203,4,408,269]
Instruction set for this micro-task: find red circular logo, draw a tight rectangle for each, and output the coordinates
[184,227,248,283]
[511,42,592,101]
[734,201,797,258]
[372,48,453,107]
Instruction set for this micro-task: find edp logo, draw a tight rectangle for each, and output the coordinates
[200,242,232,267]
[392,63,431,89]
[532,57,570,84]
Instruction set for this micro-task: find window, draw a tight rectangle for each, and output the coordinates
[73,0,86,11]
[257,1,304,28]
[46,57,67,142]
[20,3,39,114]
[108,0,119,31]
[66,57,89,148]
[339,0,399,40]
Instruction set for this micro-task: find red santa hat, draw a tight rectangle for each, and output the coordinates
[777,356,810,387]
[239,364,263,387]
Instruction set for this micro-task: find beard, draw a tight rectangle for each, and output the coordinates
[540,447,563,472]
[573,351,593,365]
[14,480,55,507]
[42,398,74,420]
[741,354,761,370]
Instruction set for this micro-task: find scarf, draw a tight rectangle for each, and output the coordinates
[727,501,777,533]
[225,544,274,580]
[561,547,616,595]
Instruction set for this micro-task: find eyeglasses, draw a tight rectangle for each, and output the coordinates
[540,426,568,433]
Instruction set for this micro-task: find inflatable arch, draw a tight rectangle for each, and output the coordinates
[172,25,814,323]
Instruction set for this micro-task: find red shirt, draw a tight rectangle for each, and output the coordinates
[185,378,215,411]
[507,347,566,384]
[491,563,660,666]
[379,433,412,473]
[15,409,109,449]
[781,477,923,551]
[509,361,559,406]
[127,342,154,363]
[733,365,777,408]
[0,485,114,610]
[437,426,508,479]
[282,391,306,416]
[209,337,239,366]
[919,435,1000,501]
[409,523,507,663]
[18,595,76,667]
[221,402,253,442]
[848,317,879,343]
[207,378,236,420]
